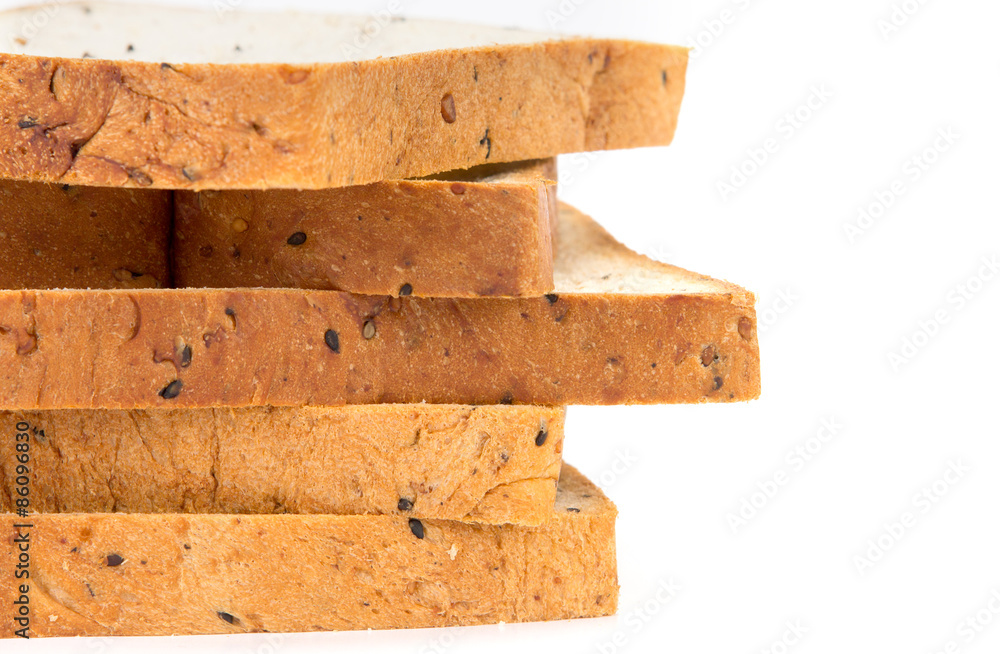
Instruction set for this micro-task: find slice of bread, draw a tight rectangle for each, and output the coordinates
[0,3,687,189]
[0,464,616,637]
[0,160,557,296]
[0,180,171,289]
[0,405,564,526]
[0,203,758,408]
[173,160,558,297]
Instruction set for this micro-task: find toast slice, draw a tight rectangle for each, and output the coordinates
[0,3,687,190]
[0,180,171,289]
[0,405,564,526]
[0,464,616,637]
[0,160,557,296]
[173,159,558,297]
[0,203,759,408]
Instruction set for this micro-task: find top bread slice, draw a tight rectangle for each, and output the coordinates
[0,203,759,408]
[0,3,687,190]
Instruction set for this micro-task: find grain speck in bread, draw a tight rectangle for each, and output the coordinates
[174,159,558,297]
[0,464,616,637]
[0,405,564,525]
[0,3,687,189]
[0,203,759,408]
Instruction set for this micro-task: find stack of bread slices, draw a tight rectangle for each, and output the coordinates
[0,4,760,638]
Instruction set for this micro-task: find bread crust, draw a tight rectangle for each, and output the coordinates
[0,180,171,289]
[0,464,616,637]
[173,160,558,297]
[0,405,564,525]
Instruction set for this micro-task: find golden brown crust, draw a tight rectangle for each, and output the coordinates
[173,160,557,297]
[0,180,171,289]
[0,40,687,189]
[0,204,759,408]
[0,464,616,637]
[0,405,563,525]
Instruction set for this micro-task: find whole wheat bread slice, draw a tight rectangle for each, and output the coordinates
[1,405,564,525]
[174,159,558,297]
[0,3,687,189]
[0,160,557,296]
[0,203,759,408]
[0,464,616,637]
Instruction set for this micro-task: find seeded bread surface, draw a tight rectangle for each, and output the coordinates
[0,180,171,289]
[0,203,759,408]
[0,4,687,189]
[0,405,563,525]
[0,464,616,637]
[173,160,558,297]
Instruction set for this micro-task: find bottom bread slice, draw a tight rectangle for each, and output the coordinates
[0,464,616,638]
[1,405,563,526]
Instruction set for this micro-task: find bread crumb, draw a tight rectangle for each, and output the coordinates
[448,543,459,560]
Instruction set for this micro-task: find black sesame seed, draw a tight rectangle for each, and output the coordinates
[324,329,340,353]
[399,283,413,297]
[479,128,491,159]
[408,518,425,539]
[159,379,183,400]
[661,70,668,86]
[106,554,124,566]
[535,429,548,446]
[713,376,724,390]
[545,294,559,304]
[217,611,238,625]
[183,543,191,550]
[126,44,134,52]
[398,498,414,511]
[500,392,514,405]
[17,118,37,129]
[566,507,581,513]
[286,231,307,246]
[178,344,192,368]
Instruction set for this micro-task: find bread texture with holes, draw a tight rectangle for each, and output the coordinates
[0,464,616,637]
[0,3,686,189]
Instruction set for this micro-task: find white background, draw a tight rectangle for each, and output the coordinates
[13,0,1000,652]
